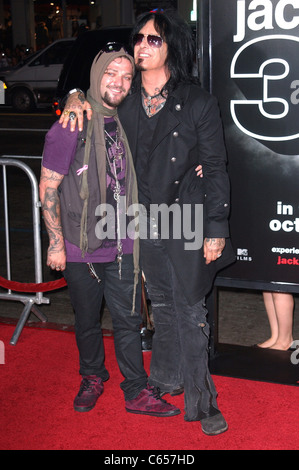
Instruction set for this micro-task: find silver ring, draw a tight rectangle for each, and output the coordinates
[217,253,222,258]
[69,111,77,121]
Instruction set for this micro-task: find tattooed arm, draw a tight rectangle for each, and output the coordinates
[39,166,66,271]
[203,237,225,265]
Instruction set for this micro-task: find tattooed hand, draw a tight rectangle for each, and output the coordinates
[39,166,66,271]
[59,91,92,132]
[47,243,66,272]
[203,237,225,264]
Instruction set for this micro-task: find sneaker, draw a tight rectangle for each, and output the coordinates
[73,375,104,412]
[125,384,181,417]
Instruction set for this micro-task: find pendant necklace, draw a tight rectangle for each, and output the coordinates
[104,128,123,279]
[141,87,165,116]
[110,157,123,279]
[104,128,123,159]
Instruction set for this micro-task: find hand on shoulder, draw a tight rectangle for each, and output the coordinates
[59,91,92,132]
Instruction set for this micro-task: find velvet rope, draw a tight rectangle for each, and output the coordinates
[0,276,67,293]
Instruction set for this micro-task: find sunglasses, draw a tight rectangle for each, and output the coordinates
[132,33,163,49]
[96,42,129,61]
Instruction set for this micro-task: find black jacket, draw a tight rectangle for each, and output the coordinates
[119,82,235,305]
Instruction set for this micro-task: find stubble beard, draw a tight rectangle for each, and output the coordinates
[102,90,126,108]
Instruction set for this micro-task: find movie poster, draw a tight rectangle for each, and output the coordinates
[204,0,299,291]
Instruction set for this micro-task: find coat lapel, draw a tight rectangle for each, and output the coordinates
[118,92,140,164]
[149,85,189,156]
[149,105,180,156]
[119,84,187,162]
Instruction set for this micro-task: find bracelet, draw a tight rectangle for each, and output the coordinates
[67,88,84,98]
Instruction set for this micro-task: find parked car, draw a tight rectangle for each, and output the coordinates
[0,38,75,112]
[52,27,133,115]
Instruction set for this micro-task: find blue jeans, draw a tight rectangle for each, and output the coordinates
[140,237,220,421]
[63,255,148,401]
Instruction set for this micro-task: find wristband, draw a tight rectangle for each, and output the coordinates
[67,88,84,98]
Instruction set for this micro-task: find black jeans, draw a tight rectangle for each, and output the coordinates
[140,237,220,421]
[63,255,147,401]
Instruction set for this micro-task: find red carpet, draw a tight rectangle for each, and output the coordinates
[1,324,299,451]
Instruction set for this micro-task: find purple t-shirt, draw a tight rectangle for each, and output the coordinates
[42,118,133,263]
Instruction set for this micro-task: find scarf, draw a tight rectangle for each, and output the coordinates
[79,48,140,313]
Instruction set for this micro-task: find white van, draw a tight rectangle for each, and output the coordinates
[0,38,75,112]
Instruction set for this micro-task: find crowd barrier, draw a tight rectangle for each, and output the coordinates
[0,156,66,345]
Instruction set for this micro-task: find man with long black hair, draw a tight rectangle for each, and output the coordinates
[61,9,234,435]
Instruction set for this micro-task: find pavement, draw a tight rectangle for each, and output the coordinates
[1,155,299,352]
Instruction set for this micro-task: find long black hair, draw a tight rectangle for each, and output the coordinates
[131,9,198,94]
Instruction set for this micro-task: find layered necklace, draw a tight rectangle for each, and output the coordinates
[104,126,124,279]
[104,128,123,164]
[141,86,166,117]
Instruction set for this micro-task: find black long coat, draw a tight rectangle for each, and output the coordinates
[118,82,235,305]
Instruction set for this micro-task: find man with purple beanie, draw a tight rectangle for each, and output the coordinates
[39,43,179,417]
